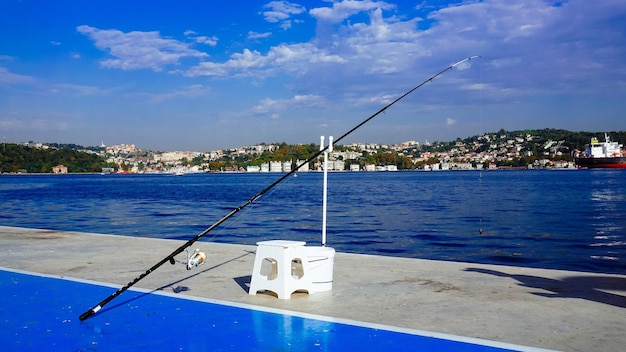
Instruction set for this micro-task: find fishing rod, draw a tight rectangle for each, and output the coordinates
[79,55,480,321]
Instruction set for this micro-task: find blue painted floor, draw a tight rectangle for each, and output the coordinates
[0,269,519,351]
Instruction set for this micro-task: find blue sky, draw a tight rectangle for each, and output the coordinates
[1,0,625,151]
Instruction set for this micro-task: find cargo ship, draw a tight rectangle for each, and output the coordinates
[575,133,626,168]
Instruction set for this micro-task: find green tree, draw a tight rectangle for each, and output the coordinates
[375,152,397,166]
[397,155,414,170]
[0,144,110,173]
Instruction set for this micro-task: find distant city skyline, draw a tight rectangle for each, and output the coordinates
[20,126,619,154]
[1,0,625,151]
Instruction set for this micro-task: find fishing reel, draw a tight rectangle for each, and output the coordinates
[170,248,207,270]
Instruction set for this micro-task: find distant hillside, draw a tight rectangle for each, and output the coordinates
[468,128,626,152]
[2,128,624,173]
[418,128,623,152]
[0,144,111,173]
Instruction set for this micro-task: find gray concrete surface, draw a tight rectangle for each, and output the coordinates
[1,226,624,351]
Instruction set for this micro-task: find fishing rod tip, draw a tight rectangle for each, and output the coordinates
[450,55,482,69]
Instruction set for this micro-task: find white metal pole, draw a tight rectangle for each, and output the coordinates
[321,136,328,246]
[321,136,334,246]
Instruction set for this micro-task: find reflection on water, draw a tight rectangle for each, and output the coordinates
[588,173,625,263]
[591,190,623,202]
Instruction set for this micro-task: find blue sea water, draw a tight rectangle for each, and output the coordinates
[1,170,625,274]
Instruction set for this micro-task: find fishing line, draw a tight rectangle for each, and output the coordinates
[79,56,481,321]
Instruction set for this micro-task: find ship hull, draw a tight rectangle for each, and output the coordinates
[575,157,626,168]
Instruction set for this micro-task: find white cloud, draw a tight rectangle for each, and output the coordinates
[262,1,306,23]
[194,35,218,46]
[309,0,395,23]
[262,1,307,30]
[252,94,325,114]
[51,83,109,96]
[446,117,457,126]
[77,25,208,71]
[0,67,36,86]
[138,84,210,103]
[248,31,272,40]
[184,30,219,46]
[185,44,345,78]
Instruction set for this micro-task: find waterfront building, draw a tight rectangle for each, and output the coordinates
[295,160,310,172]
[52,165,68,174]
[270,161,282,172]
[333,160,345,171]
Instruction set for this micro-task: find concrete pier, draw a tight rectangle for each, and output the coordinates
[1,226,624,351]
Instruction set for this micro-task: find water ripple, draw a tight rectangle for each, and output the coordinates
[1,170,625,274]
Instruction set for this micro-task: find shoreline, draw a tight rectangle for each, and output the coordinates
[0,167,590,176]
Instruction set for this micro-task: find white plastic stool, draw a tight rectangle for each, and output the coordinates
[249,240,312,299]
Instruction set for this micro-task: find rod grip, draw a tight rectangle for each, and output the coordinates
[79,310,95,321]
[79,305,101,321]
